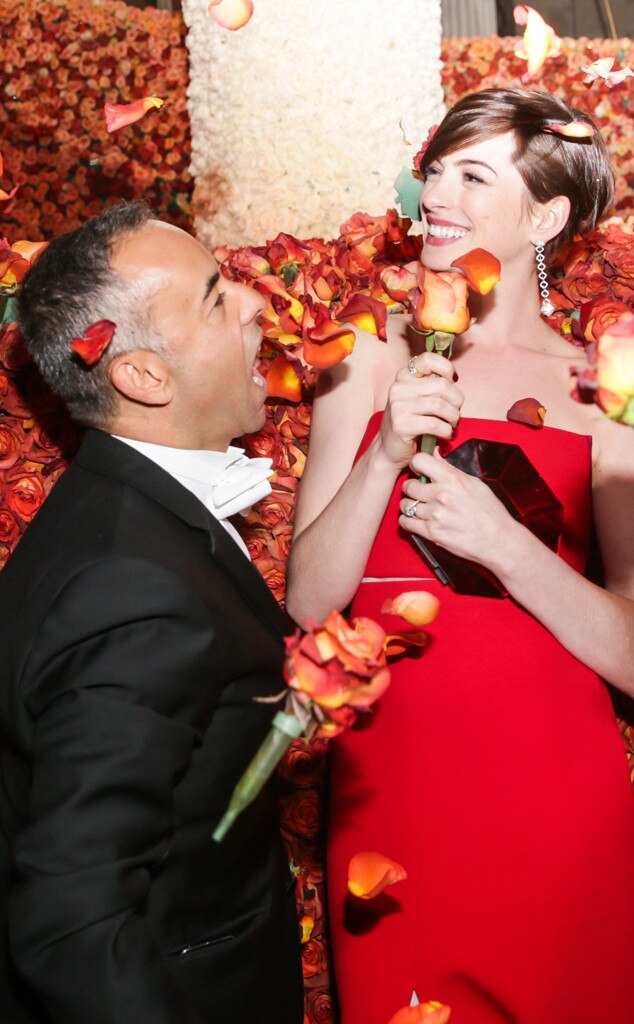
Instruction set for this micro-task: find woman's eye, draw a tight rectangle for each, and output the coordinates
[465,172,485,184]
[424,165,440,178]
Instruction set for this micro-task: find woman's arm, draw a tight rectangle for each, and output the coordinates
[399,418,634,695]
[286,339,463,626]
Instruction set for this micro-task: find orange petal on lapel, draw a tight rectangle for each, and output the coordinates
[347,851,408,899]
[381,590,440,626]
[70,320,116,366]
[389,1002,452,1024]
[208,0,254,30]
[451,248,500,296]
[104,97,164,133]
[266,353,302,402]
[12,239,48,263]
[506,397,546,427]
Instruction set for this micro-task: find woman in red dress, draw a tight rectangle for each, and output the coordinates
[286,89,634,1024]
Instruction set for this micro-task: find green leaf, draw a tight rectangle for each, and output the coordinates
[281,263,299,288]
[394,167,423,221]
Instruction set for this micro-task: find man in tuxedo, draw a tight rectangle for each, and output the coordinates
[0,202,304,1023]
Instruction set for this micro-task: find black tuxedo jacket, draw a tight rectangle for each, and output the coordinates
[0,430,303,1024]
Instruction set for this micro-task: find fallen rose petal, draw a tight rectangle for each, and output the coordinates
[383,631,427,657]
[451,248,501,296]
[506,397,546,427]
[266,353,302,402]
[208,0,253,30]
[389,1001,452,1024]
[104,97,164,133]
[347,851,407,899]
[70,320,116,366]
[381,590,440,626]
[543,122,594,139]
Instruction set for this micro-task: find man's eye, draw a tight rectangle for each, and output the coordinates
[214,292,225,309]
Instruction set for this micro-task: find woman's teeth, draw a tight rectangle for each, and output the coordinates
[427,224,468,239]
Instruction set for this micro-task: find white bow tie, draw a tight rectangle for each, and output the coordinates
[208,450,274,518]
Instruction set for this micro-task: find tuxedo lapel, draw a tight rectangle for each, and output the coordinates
[75,429,290,640]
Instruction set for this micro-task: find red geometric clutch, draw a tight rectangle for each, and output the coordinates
[411,438,564,598]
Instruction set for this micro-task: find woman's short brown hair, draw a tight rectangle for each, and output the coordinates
[420,88,615,260]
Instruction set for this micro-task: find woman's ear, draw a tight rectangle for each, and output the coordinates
[109,350,173,407]
[530,195,571,246]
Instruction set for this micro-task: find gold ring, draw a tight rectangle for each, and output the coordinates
[408,356,425,378]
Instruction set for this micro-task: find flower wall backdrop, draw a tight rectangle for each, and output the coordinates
[181,0,445,248]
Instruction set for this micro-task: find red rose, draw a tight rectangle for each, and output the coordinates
[560,262,610,305]
[593,218,634,252]
[0,417,26,470]
[274,403,312,445]
[306,988,335,1023]
[0,322,30,372]
[0,508,20,545]
[242,526,270,562]
[4,468,48,522]
[279,788,322,840]
[269,523,292,562]
[278,740,327,789]
[604,247,634,280]
[301,936,328,980]
[253,493,295,529]
[256,557,286,605]
[580,297,633,343]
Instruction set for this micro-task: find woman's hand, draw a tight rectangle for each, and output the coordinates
[398,448,519,569]
[377,353,464,469]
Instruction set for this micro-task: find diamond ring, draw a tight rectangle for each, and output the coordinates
[408,356,426,378]
[404,500,420,518]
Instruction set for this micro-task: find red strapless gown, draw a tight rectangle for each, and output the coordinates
[327,416,634,1024]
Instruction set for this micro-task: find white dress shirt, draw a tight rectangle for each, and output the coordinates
[113,436,273,559]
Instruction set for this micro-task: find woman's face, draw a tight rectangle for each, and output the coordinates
[420,131,536,272]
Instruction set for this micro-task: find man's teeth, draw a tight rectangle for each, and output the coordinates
[427,224,468,239]
[252,367,266,387]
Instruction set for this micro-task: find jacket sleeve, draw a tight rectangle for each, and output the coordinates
[8,557,219,1024]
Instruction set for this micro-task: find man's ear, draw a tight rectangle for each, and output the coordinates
[530,195,571,246]
[109,350,173,407]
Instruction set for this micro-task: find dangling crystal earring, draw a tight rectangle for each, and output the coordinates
[535,240,554,316]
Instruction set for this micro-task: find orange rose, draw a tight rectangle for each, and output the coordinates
[5,468,48,522]
[380,262,419,302]
[339,211,388,260]
[412,266,469,334]
[595,314,634,422]
[284,610,391,714]
[256,557,286,605]
[580,297,633,343]
[560,259,610,305]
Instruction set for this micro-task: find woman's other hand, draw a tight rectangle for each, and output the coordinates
[379,353,464,468]
[399,448,518,569]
